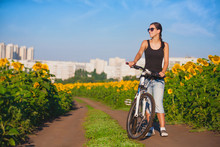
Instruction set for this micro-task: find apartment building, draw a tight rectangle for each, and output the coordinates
[0,43,34,60]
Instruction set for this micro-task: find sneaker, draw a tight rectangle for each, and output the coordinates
[145,128,155,137]
[160,130,168,137]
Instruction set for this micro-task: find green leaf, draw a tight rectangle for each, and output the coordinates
[0,86,6,94]
[9,138,16,146]
[7,128,19,135]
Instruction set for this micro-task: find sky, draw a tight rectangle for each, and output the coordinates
[0,0,220,62]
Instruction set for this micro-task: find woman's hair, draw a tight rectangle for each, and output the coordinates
[150,22,162,42]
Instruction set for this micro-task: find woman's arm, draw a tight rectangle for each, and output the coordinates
[159,42,169,77]
[128,40,148,67]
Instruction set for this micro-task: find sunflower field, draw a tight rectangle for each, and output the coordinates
[62,55,220,131]
[163,55,220,131]
[0,59,73,146]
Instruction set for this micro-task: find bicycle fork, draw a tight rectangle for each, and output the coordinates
[134,91,147,118]
[134,77,151,118]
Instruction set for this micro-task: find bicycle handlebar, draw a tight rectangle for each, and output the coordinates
[126,62,144,70]
[126,62,162,78]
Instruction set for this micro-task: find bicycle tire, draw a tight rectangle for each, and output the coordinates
[126,92,155,139]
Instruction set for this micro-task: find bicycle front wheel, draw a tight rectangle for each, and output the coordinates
[126,93,155,139]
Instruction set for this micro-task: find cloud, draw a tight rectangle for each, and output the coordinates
[168,23,214,37]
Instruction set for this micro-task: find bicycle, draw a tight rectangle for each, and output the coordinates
[126,62,162,140]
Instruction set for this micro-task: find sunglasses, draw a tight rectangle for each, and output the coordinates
[148,27,156,32]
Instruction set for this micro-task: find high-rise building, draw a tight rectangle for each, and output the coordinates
[0,43,6,58]
[27,47,34,60]
[1,43,34,60]
[19,46,27,60]
[6,44,14,59]
[13,45,19,60]
[109,57,125,66]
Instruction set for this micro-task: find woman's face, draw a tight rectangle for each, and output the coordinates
[148,24,160,38]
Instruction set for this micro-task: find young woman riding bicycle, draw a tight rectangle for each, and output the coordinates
[128,22,169,137]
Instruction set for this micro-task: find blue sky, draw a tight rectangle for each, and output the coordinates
[0,0,220,62]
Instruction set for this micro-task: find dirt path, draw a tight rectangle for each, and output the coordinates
[77,97,220,147]
[20,97,219,147]
[20,102,87,147]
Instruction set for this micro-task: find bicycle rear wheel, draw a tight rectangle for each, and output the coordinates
[126,93,155,139]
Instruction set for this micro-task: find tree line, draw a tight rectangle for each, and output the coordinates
[55,69,138,84]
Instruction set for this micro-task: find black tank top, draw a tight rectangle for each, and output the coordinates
[144,40,164,72]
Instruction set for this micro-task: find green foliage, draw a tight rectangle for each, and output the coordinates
[84,107,143,146]
[0,61,73,146]
[55,69,116,84]
[123,75,138,81]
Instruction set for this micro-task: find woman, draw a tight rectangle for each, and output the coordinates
[128,22,169,137]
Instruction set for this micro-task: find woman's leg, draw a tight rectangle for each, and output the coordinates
[153,79,168,136]
[157,113,165,128]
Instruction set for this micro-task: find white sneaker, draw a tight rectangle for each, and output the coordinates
[160,130,168,137]
[145,128,155,137]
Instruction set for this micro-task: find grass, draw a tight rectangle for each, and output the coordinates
[189,128,207,132]
[83,105,143,147]
[74,97,86,103]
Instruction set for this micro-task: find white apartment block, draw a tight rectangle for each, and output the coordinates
[0,43,6,58]
[6,44,14,59]
[27,47,34,60]
[90,58,107,74]
[19,46,27,60]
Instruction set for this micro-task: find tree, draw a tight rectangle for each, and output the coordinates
[123,75,137,81]
[55,69,110,83]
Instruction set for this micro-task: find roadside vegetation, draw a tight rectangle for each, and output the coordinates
[83,104,143,146]
[55,69,117,84]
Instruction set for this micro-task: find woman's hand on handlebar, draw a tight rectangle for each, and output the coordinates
[127,61,136,68]
[159,71,165,78]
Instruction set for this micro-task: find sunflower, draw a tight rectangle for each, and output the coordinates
[195,65,203,73]
[42,64,49,70]
[185,74,192,80]
[180,82,184,86]
[208,55,213,61]
[183,61,195,71]
[168,89,173,94]
[0,58,9,67]
[172,66,178,74]
[202,60,209,66]
[213,67,217,72]
[11,62,24,71]
[197,58,203,64]
[33,62,42,71]
[34,82,40,88]
[187,67,197,76]
[211,55,220,65]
